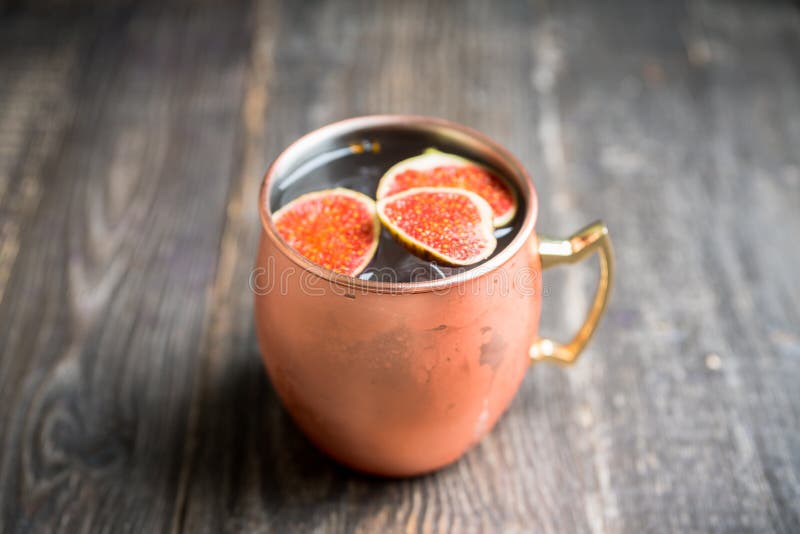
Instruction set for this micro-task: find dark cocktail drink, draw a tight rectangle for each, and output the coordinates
[270,137,523,283]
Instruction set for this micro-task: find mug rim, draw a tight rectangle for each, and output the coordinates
[258,114,538,294]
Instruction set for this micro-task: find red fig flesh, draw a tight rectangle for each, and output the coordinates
[273,188,379,276]
[376,187,497,267]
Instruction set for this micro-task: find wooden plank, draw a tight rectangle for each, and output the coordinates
[540,0,800,531]
[0,3,251,532]
[527,0,800,532]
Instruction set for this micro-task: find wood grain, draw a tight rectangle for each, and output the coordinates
[1,0,799,532]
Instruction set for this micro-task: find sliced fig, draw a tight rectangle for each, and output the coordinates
[376,187,497,267]
[273,188,380,276]
[376,148,518,227]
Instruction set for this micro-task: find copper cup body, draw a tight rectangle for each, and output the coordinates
[254,116,541,476]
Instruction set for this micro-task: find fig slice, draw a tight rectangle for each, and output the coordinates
[273,188,380,276]
[376,187,497,267]
[376,148,518,227]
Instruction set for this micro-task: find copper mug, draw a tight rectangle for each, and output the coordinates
[254,115,613,477]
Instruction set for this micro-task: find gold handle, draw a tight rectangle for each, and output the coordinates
[530,221,614,365]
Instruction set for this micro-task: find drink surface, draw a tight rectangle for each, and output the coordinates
[273,139,523,283]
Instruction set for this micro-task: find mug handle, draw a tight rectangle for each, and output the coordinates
[530,221,614,365]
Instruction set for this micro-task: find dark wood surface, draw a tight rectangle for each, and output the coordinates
[1,0,799,532]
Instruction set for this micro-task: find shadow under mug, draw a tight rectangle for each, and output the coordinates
[254,115,613,477]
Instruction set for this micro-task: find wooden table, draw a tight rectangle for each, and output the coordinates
[1,1,799,532]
